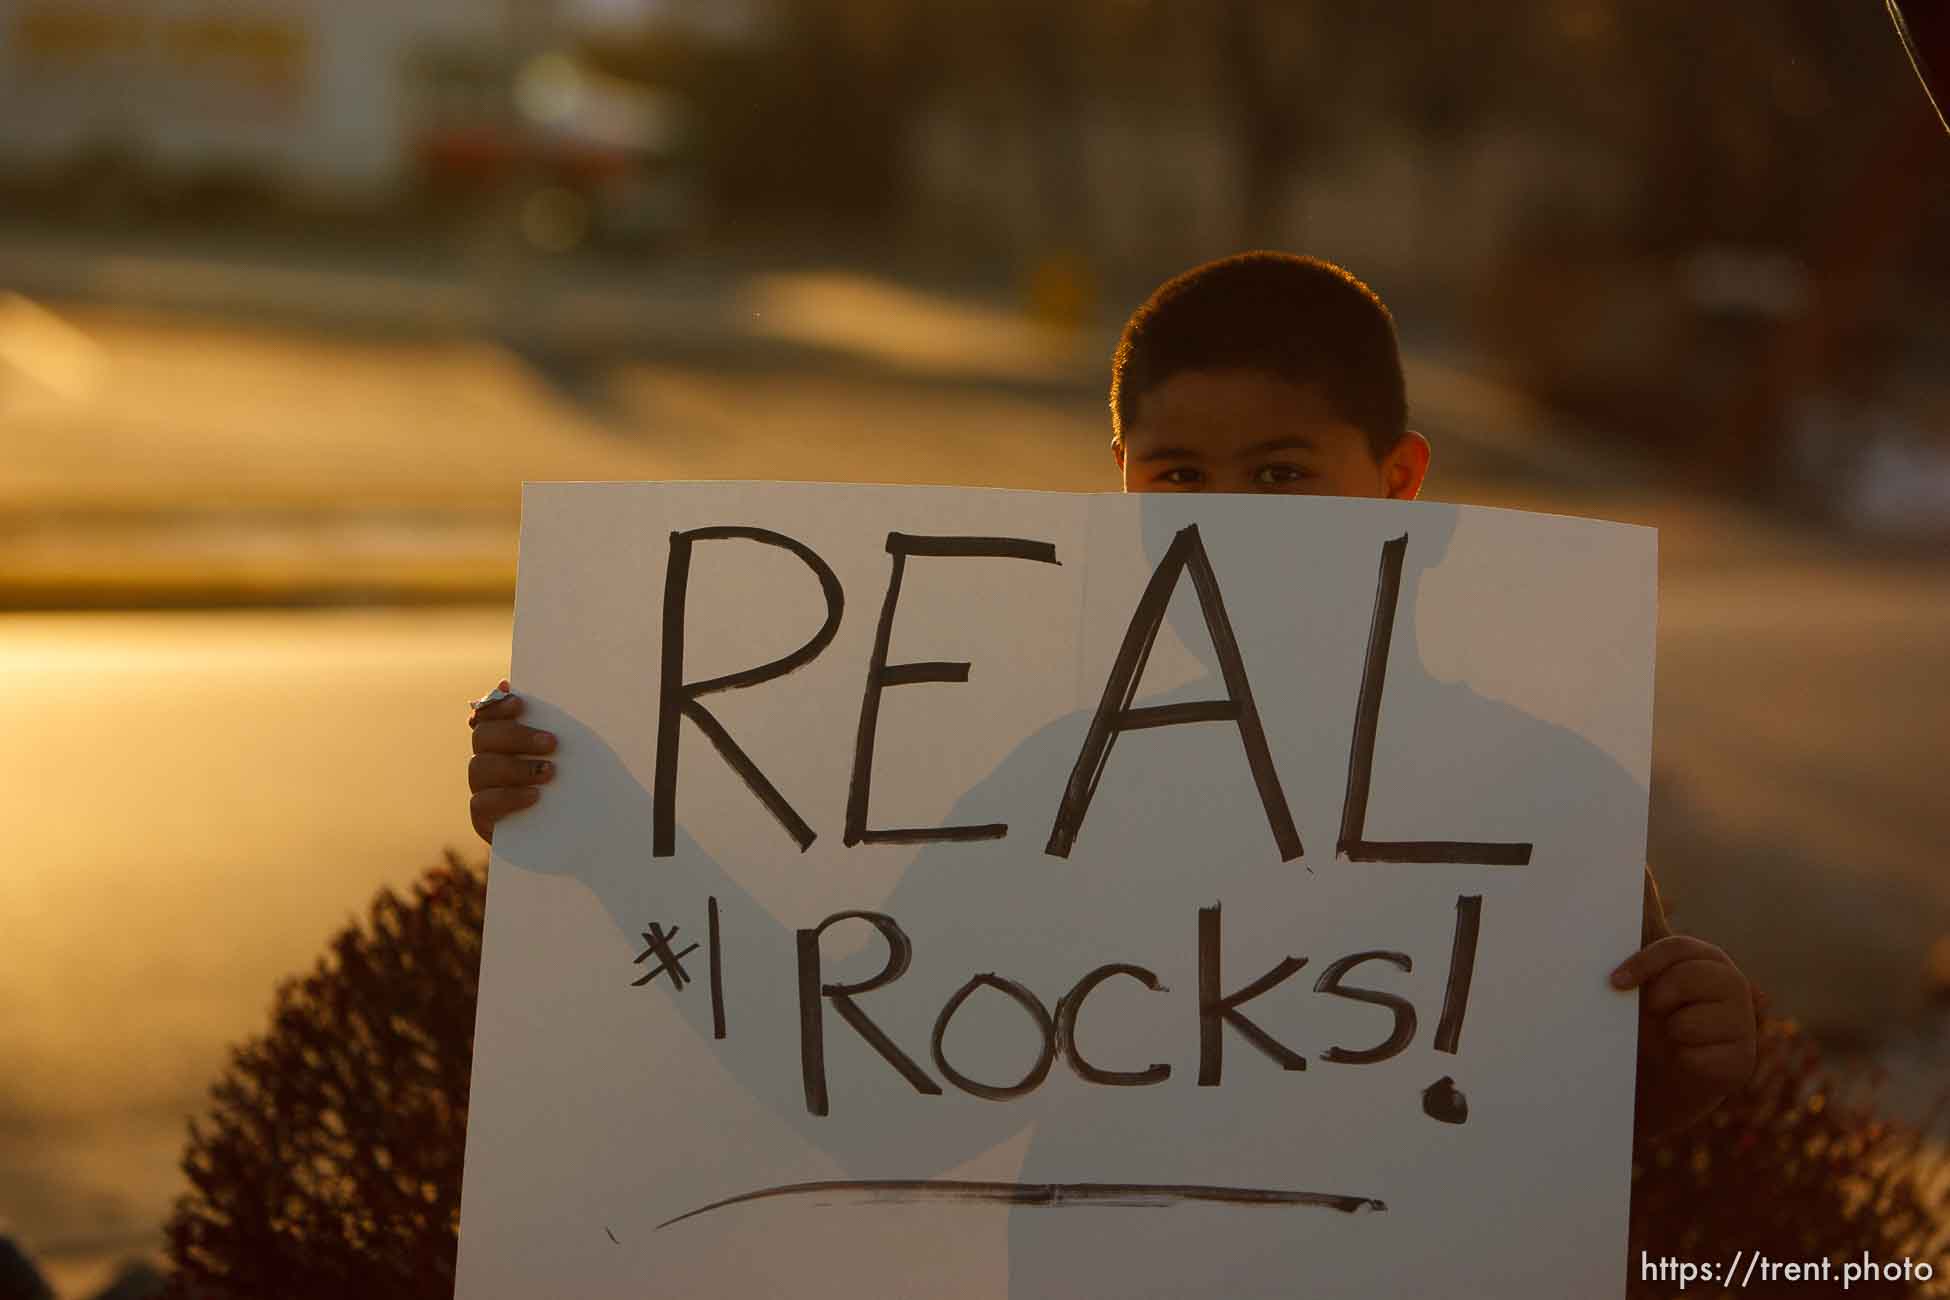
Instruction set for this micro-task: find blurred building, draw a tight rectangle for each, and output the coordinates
[0,0,490,202]
[0,0,701,245]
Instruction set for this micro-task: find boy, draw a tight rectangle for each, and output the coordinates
[466,250,1757,1140]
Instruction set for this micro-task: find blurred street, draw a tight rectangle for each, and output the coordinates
[3,233,1947,1293]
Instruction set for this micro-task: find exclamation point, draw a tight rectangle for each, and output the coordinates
[1423,894,1481,1124]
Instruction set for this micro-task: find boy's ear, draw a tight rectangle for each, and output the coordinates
[1384,431,1432,501]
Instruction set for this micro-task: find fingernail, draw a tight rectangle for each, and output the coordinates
[536,732,557,750]
[1609,967,1632,988]
[533,760,553,778]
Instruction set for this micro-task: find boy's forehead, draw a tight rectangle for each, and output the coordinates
[1124,368,1362,451]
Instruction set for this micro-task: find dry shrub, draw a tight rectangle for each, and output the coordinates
[163,854,484,1300]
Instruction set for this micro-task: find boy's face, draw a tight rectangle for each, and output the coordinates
[1114,369,1430,500]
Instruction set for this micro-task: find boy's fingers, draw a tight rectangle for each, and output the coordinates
[471,720,557,756]
[1642,959,1747,1014]
[471,786,541,844]
[468,698,523,727]
[1663,1002,1748,1047]
[467,684,523,729]
[469,753,555,793]
[1675,1040,1756,1084]
[1610,935,1727,989]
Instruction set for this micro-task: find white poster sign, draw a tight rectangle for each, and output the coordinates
[458,482,1656,1299]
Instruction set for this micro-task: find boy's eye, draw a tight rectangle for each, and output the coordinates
[1252,464,1309,485]
[1158,467,1204,485]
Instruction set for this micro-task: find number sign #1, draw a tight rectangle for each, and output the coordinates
[458,482,1656,1299]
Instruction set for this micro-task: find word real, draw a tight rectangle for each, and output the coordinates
[653,523,1533,868]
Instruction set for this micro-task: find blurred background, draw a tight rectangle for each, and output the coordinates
[2,0,1947,1293]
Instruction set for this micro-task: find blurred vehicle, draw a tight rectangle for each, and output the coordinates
[1478,222,1950,539]
[407,46,696,253]
[0,0,698,249]
[1477,231,1792,459]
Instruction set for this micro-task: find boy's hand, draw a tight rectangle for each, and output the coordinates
[1611,935,1758,1139]
[467,679,557,845]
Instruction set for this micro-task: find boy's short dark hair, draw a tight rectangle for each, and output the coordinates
[1110,252,1408,462]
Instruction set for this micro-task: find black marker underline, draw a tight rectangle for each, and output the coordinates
[656,1180,1385,1230]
